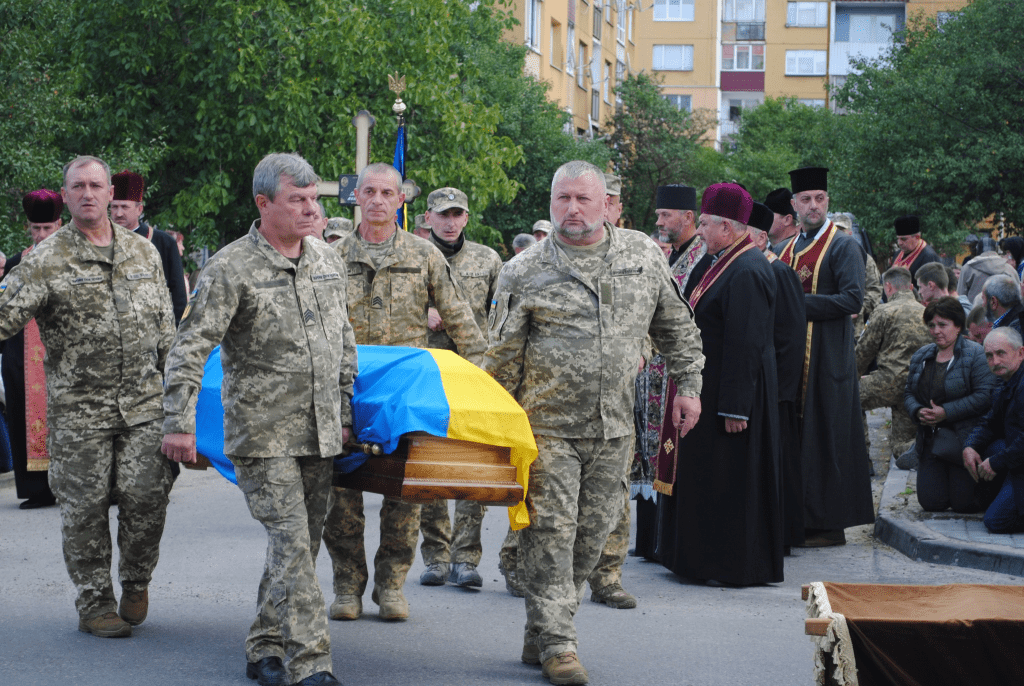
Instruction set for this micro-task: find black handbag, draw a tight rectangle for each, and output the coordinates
[929,426,963,465]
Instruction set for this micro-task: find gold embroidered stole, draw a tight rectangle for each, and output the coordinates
[780,221,840,414]
[688,234,756,309]
[893,239,927,270]
[21,244,49,471]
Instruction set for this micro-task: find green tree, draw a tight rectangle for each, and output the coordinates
[722,97,841,203]
[56,0,523,251]
[469,42,610,251]
[832,0,1024,255]
[605,73,720,233]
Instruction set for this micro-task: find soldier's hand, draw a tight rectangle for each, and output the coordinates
[162,433,197,464]
[342,426,352,444]
[427,307,444,331]
[673,395,701,438]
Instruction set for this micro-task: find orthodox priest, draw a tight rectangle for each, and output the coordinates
[653,183,783,585]
[748,201,806,549]
[892,215,940,281]
[655,184,705,296]
[779,167,874,547]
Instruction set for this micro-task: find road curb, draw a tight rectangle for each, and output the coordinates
[873,458,1024,576]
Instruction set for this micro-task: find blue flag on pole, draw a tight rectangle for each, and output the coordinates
[393,122,406,229]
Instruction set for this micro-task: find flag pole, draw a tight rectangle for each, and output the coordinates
[389,73,407,230]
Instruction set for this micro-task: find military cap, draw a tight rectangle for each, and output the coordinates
[764,188,795,218]
[532,220,553,235]
[23,189,63,223]
[415,213,432,230]
[512,233,537,250]
[894,215,920,236]
[112,170,145,202]
[701,183,753,225]
[748,202,774,234]
[831,213,853,232]
[788,167,828,193]
[427,187,469,214]
[325,217,353,239]
[604,173,622,196]
[656,185,697,211]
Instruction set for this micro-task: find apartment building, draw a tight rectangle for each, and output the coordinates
[505,1,639,135]
[625,0,972,144]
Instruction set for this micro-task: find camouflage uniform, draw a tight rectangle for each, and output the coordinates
[162,223,357,683]
[323,227,485,595]
[856,256,883,338]
[421,234,503,568]
[0,221,175,621]
[484,224,704,663]
[856,289,931,453]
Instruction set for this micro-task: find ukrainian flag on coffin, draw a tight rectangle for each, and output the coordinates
[195,345,537,530]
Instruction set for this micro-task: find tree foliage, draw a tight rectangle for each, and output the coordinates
[721,97,841,204]
[605,73,719,234]
[832,0,1024,255]
[8,0,533,254]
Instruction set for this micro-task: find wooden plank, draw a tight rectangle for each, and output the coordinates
[403,460,517,483]
[802,584,810,601]
[185,453,212,471]
[805,617,832,636]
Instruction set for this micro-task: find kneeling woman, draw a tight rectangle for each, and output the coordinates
[905,297,1000,512]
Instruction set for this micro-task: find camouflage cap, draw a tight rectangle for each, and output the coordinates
[427,187,469,214]
[532,219,553,234]
[831,213,853,232]
[604,173,622,196]
[325,217,353,239]
[415,213,432,230]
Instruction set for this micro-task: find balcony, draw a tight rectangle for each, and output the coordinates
[830,41,893,76]
[736,22,765,41]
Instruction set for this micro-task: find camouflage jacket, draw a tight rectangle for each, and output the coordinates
[333,226,485,364]
[427,234,503,351]
[862,255,883,322]
[0,220,174,429]
[163,223,357,458]
[483,224,705,440]
[855,289,930,382]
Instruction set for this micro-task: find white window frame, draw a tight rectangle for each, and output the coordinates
[723,0,766,23]
[785,50,827,76]
[786,2,828,28]
[663,94,692,112]
[797,99,825,108]
[721,44,765,72]
[525,0,542,50]
[578,43,587,88]
[653,44,694,71]
[628,9,633,42]
[603,62,611,102]
[653,0,695,22]
[567,24,576,75]
[616,6,626,43]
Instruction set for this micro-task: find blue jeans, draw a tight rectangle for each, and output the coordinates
[984,475,1024,533]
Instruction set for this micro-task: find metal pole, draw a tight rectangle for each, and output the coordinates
[352,110,376,227]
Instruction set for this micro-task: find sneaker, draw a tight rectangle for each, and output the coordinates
[78,611,132,638]
[419,562,449,586]
[118,588,149,626]
[521,642,541,665]
[329,594,362,621]
[589,582,637,609]
[498,561,525,598]
[371,587,409,621]
[448,562,482,588]
[541,652,589,685]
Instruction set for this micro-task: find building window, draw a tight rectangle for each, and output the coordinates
[578,43,587,88]
[724,0,765,23]
[593,1,603,40]
[653,0,694,22]
[550,21,563,68]
[567,24,576,75]
[603,61,611,102]
[785,50,826,75]
[722,44,764,71]
[615,60,625,103]
[653,44,694,71]
[663,94,692,112]
[835,12,900,44]
[525,0,542,50]
[592,88,601,121]
[797,99,825,108]
[787,2,827,27]
[617,6,626,43]
[628,9,633,41]
[605,0,611,24]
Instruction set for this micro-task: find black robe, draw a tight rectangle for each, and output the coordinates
[134,222,187,323]
[770,258,807,547]
[655,248,784,585]
[1,252,53,501]
[793,230,875,530]
[901,243,942,281]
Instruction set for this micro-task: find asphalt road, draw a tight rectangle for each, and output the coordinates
[1,462,1019,686]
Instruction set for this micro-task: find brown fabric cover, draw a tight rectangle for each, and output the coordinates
[823,582,1024,686]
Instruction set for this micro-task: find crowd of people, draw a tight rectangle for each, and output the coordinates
[2,152,1024,686]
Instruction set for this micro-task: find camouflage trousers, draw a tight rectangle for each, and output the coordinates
[420,499,487,566]
[322,488,420,594]
[522,434,630,663]
[861,372,916,453]
[47,419,172,620]
[233,455,333,684]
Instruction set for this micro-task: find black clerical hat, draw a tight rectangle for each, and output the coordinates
[656,185,697,211]
[788,167,828,193]
[764,188,795,218]
[894,215,920,236]
[748,202,774,233]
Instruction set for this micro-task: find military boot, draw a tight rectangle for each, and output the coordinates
[119,588,149,626]
[541,652,589,685]
[371,586,409,621]
[79,612,132,638]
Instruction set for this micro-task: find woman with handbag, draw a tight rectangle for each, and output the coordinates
[904,296,1001,512]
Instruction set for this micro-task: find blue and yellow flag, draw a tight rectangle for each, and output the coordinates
[393,121,407,230]
[196,345,537,529]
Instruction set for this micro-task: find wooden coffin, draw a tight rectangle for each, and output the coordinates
[333,432,523,506]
